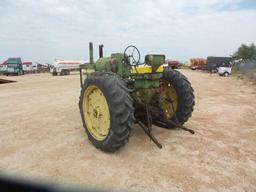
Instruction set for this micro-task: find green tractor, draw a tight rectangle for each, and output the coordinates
[79,43,195,152]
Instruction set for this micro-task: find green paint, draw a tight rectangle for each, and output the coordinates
[81,43,166,103]
[95,57,111,71]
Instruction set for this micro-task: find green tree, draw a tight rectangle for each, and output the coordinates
[232,43,256,60]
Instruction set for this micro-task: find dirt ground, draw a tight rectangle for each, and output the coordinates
[0,70,256,192]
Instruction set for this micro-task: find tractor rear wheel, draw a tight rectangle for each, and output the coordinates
[154,69,195,128]
[79,72,134,152]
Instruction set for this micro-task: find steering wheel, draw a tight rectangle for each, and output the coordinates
[124,45,141,66]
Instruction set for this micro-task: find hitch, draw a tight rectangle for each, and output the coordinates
[137,120,162,149]
[137,103,162,149]
[137,98,195,149]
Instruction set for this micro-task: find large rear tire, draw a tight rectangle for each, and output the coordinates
[79,72,135,152]
[154,69,195,128]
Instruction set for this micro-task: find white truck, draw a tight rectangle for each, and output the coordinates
[218,66,232,77]
[50,60,87,76]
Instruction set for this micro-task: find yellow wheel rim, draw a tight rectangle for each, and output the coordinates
[83,85,110,141]
[159,80,178,119]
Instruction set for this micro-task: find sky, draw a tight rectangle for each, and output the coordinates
[0,0,256,63]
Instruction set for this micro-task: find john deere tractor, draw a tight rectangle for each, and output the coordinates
[79,43,195,152]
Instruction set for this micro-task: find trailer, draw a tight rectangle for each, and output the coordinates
[190,58,207,70]
[50,60,87,76]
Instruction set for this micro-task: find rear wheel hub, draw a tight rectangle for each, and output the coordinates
[158,80,178,120]
[83,85,110,141]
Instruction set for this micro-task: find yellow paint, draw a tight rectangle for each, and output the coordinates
[83,85,110,141]
[130,64,164,74]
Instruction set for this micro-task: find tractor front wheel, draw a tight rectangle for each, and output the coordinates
[79,72,135,152]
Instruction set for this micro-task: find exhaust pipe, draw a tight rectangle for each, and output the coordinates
[99,44,104,58]
[89,42,94,64]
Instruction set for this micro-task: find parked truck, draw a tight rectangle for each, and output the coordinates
[206,57,232,72]
[50,60,86,76]
[22,61,33,73]
[0,60,7,74]
[4,57,24,76]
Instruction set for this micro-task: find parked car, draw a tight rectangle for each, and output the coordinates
[218,66,232,76]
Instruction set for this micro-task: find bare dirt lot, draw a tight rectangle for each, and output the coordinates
[0,70,256,192]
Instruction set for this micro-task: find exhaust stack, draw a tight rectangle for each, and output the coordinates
[89,42,94,64]
[99,45,104,58]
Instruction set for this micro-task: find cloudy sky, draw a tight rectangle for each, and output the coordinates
[0,0,256,63]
